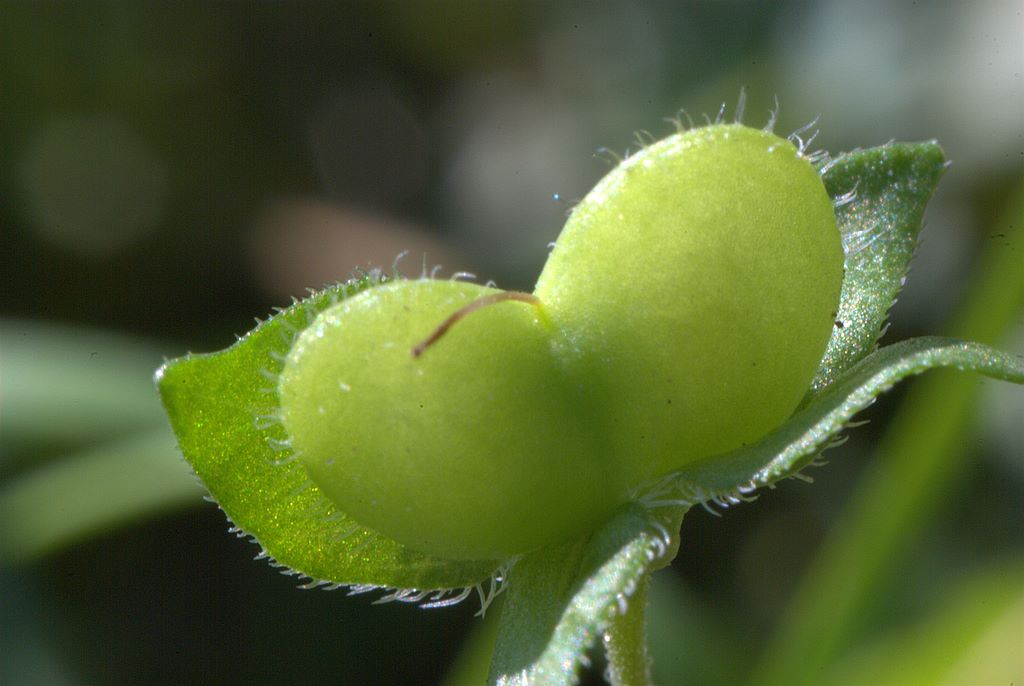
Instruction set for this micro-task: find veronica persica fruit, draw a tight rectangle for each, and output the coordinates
[278,280,615,561]
[278,122,843,561]
[535,123,843,484]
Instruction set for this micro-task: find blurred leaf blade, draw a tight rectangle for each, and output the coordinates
[157,276,500,591]
[810,141,947,394]
[0,319,168,457]
[823,560,1024,686]
[442,598,503,686]
[647,571,744,686]
[752,183,1024,686]
[0,427,201,565]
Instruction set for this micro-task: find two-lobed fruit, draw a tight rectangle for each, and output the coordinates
[278,123,844,561]
[278,280,615,561]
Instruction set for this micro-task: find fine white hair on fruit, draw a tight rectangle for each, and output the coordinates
[806,149,832,169]
[788,115,821,156]
[633,129,657,148]
[734,87,748,124]
[664,115,685,134]
[765,94,781,133]
[663,107,696,134]
[594,146,625,166]
[713,101,727,124]
[799,129,821,157]
[389,249,410,278]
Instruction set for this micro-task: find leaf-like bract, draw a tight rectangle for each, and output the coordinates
[810,141,946,393]
[665,337,1024,497]
[156,276,500,591]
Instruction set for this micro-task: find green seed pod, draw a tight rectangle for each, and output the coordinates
[535,123,843,487]
[278,122,843,561]
[278,279,617,561]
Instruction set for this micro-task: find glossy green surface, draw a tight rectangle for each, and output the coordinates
[279,279,616,561]
[536,124,843,484]
[276,124,843,560]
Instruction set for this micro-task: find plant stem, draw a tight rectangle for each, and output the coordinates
[603,571,654,686]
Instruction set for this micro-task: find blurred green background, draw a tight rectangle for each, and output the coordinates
[1,2,1021,685]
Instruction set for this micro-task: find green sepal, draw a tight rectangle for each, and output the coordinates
[661,336,1024,498]
[488,503,685,686]
[810,141,947,394]
[156,274,500,591]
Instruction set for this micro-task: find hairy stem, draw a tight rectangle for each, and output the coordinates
[603,572,654,686]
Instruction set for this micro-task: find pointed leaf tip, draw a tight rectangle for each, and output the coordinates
[812,141,947,394]
[156,278,499,592]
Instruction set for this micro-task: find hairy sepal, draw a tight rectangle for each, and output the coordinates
[810,140,947,394]
[156,275,500,591]
[650,337,1024,502]
[488,503,685,686]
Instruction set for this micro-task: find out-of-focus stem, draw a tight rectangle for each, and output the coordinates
[604,572,654,686]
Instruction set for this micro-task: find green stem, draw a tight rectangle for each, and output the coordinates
[603,571,654,686]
